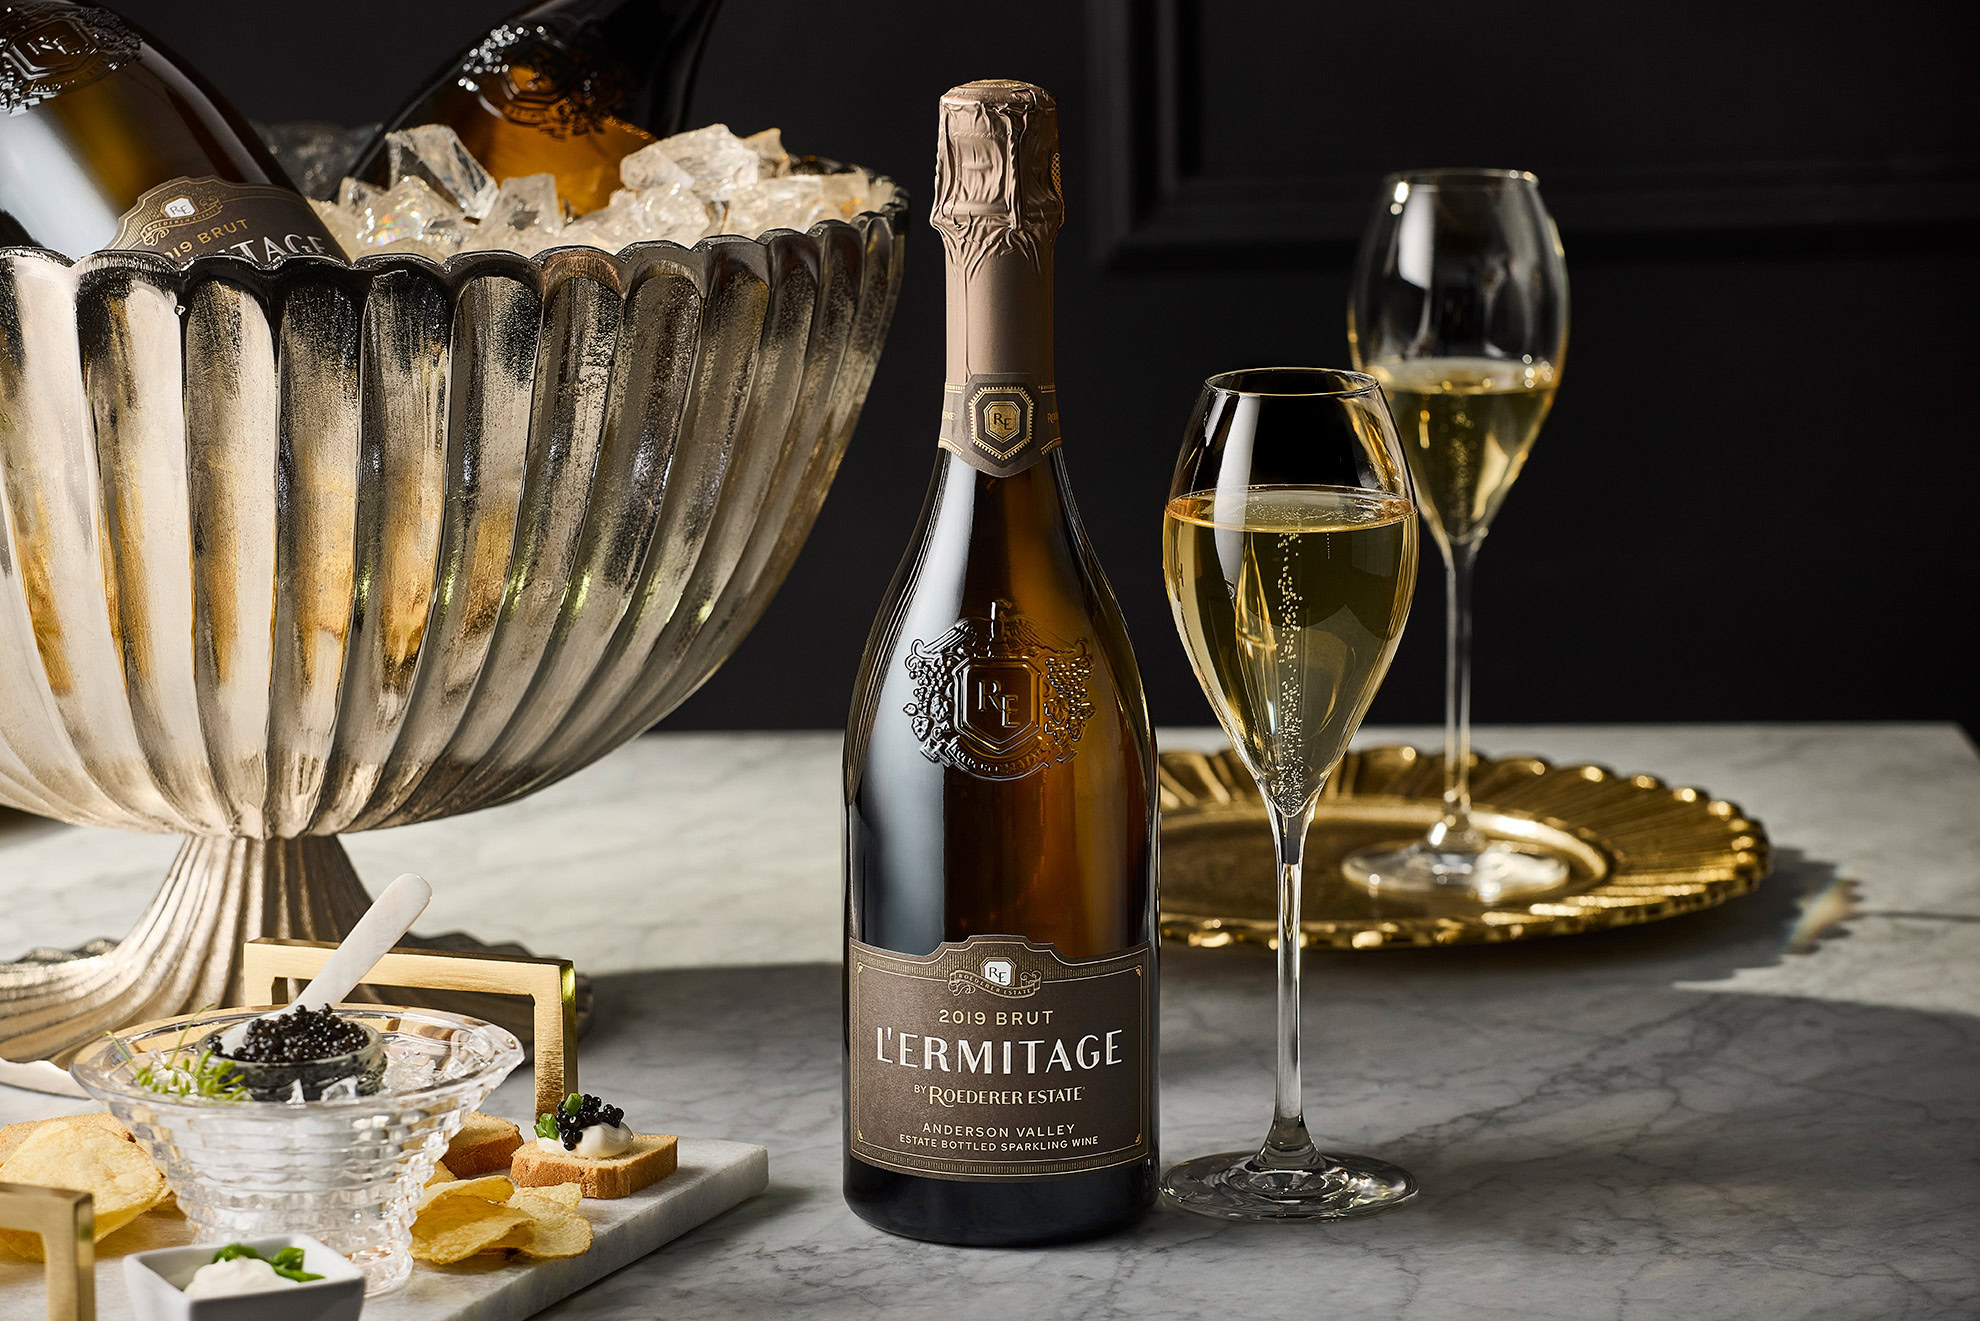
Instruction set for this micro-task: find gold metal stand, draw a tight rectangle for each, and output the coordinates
[0,1184,93,1321]
[238,938,578,1120]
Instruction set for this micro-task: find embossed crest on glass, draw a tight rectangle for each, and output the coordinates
[1342,168,1571,900]
[0,184,906,1071]
[1160,367,1420,1220]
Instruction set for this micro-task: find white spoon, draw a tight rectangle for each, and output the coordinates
[219,872,432,1051]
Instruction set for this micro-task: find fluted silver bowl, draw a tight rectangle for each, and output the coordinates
[0,188,905,1065]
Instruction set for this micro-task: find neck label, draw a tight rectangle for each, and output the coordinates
[940,372,1059,477]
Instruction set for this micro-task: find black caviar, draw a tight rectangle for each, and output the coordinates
[223,1006,368,1063]
[547,1093,625,1150]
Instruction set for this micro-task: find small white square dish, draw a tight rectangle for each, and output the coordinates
[124,1234,365,1321]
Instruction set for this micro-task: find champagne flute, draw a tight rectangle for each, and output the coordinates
[1342,169,1570,900]
[1160,368,1420,1221]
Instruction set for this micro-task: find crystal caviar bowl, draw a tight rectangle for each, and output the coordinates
[71,1005,524,1295]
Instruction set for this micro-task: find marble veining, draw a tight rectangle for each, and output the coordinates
[2,725,1977,1320]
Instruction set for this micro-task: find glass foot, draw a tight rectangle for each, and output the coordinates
[1160,1149,1417,1222]
[1342,840,1567,901]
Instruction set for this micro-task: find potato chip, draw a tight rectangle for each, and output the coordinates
[410,1197,530,1265]
[0,1112,133,1164]
[512,1182,582,1212]
[503,1204,592,1260]
[0,1119,168,1260]
[426,1159,456,1187]
[417,1174,513,1212]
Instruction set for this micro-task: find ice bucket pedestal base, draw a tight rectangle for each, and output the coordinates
[0,835,584,1081]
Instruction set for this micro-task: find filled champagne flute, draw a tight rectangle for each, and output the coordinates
[1342,169,1570,900]
[1160,368,1420,1221]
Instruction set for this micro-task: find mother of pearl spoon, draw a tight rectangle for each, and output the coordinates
[216,872,432,1052]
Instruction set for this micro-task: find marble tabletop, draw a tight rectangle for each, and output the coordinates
[2,724,1977,1320]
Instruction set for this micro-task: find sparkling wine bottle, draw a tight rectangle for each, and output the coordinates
[0,0,337,263]
[841,79,1158,1247]
[349,0,723,215]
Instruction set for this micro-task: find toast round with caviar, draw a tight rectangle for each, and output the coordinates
[511,1092,677,1199]
[510,1132,678,1199]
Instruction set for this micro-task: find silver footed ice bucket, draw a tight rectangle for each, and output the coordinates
[0,189,905,1066]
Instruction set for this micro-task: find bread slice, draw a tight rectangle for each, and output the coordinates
[446,1111,523,1177]
[510,1133,677,1199]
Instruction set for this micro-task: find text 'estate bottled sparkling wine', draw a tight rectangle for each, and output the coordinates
[842,80,1158,1247]
[0,0,336,262]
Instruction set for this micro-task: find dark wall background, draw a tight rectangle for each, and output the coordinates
[120,0,1980,735]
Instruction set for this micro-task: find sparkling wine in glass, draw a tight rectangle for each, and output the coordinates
[1160,368,1420,1221]
[1342,169,1570,901]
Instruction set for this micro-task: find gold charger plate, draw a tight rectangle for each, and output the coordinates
[1160,745,1771,949]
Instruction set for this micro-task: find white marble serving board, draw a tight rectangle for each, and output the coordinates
[0,1137,766,1321]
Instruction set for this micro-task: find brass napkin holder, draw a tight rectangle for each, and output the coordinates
[237,938,578,1121]
[0,1184,92,1321]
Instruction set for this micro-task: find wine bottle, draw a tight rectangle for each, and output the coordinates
[0,0,337,263]
[842,80,1158,1247]
[348,0,723,216]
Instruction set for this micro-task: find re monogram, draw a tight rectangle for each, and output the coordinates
[903,600,1095,780]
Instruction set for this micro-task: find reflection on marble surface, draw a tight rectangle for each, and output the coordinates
[3,725,1978,1319]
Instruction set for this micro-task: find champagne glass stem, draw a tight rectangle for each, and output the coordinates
[1431,541,1485,853]
[1261,795,1320,1166]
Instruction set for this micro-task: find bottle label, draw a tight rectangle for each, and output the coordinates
[847,936,1152,1181]
[939,372,1061,477]
[0,3,138,114]
[108,177,339,266]
[904,600,1094,781]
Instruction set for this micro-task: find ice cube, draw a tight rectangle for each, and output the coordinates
[461,173,565,254]
[630,185,710,243]
[386,124,499,220]
[743,127,789,178]
[282,1078,305,1104]
[619,141,697,194]
[652,123,759,196]
[368,234,464,261]
[558,193,666,254]
[719,176,827,236]
[353,177,469,251]
[338,176,382,210]
[317,1076,360,1102]
[308,198,362,258]
[819,170,872,220]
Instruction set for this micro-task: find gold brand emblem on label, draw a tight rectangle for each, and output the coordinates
[968,385,1033,462]
[903,600,1095,780]
[984,401,1021,443]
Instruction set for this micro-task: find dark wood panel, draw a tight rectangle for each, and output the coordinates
[1088,0,1980,266]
